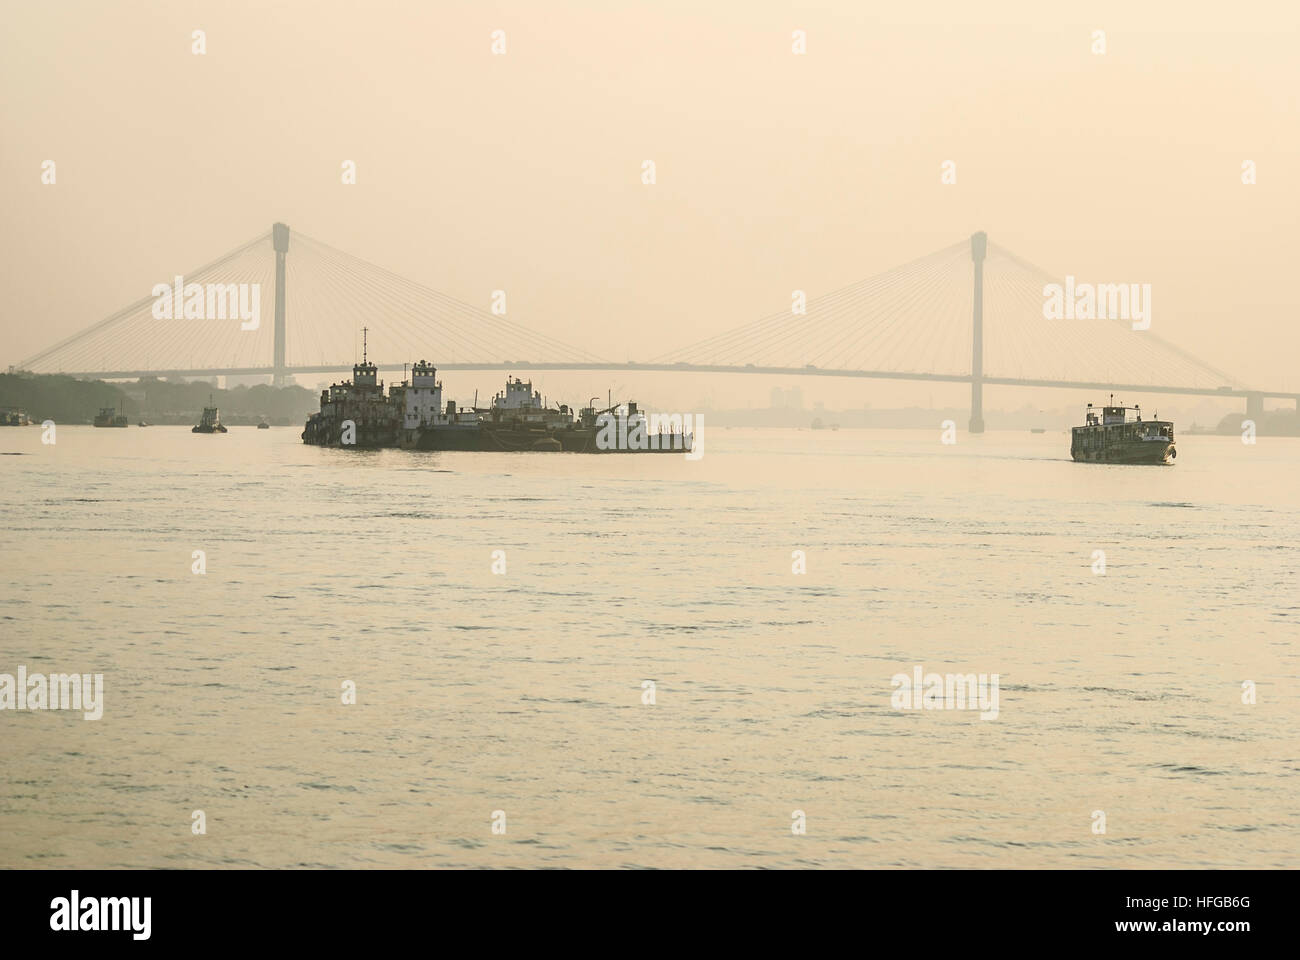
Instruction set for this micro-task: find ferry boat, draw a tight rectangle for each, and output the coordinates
[1070,398,1174,464]
[192,399,228,434]
[93,405,128,428]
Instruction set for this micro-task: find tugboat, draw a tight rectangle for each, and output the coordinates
[192,397,227,434]
[1070,397,1174,464]
[93,405,128,428]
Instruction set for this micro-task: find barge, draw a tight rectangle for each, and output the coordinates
[401,372,691,453]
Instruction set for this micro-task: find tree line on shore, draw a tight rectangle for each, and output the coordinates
[0,373,318,425]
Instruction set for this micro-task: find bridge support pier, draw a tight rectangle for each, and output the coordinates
[1246,392,1264,421]
[272,222,290,386]
[969,231,987,433]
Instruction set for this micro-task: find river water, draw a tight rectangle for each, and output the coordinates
[1,425,1296,868]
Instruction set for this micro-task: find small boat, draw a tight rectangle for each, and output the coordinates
[1030,427,1046,434]
[138,420,151,427]
[1070,397,1174,464]
[257,419,271,429]
[93,406,128,428]
[193,399,228,434]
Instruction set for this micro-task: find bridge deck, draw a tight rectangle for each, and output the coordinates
[44,362,1300,402]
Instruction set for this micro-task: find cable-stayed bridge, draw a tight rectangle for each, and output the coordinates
[18,224,1296,431]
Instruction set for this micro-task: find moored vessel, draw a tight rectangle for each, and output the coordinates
[300,333,399,448]
[1070,398,1174,464]
[304,350,692,454]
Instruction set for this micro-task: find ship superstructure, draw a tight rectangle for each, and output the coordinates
[488,377,574,432]
[392,360,481,449]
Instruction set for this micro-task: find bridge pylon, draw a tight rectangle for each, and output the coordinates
[969,231,987,433]
[272,222,290,386]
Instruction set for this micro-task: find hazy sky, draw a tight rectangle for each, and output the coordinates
[2,0,1297,412]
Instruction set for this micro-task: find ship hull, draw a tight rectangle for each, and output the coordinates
[560,430,690,453]
[400,427,486,451]
[401,425,690,453]
[301,426,387,444]
[1070,441,1175,464]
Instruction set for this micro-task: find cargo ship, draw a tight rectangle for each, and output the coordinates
[304,352,691,453]
[192,398,228,434]
[93,405,128,428]
[300,345,400,448]
[1070,398,1174,464]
